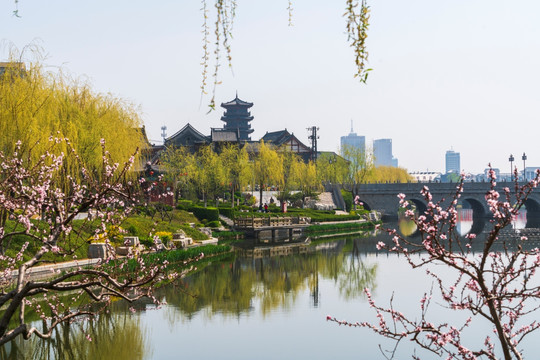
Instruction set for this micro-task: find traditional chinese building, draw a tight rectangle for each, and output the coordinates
[220,94,254,141]
[149,95,319,164]
[260,129,313,162]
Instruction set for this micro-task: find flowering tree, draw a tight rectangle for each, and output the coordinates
[328,168,540,360]
[0,138,189,346]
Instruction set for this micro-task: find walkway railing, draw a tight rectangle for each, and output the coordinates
[234,216,310,229]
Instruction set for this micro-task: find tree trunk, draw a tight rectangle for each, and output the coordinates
[259,185,263,210]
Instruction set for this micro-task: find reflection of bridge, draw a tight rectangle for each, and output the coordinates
[234,216,310,244]
[354,182,540,229]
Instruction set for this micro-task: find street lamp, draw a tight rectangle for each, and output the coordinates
[509,154,514,181]
[522,152,527,181]
[328,155,337,184]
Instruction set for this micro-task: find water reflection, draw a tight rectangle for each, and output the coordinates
[6,230,540,359]
[398,214,417,236]
[397,208,486,237]
[1,309,151,360]
[512,210,527,229]
[456,208,473,235]
[160,238,377,322]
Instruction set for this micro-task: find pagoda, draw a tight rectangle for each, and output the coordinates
[220,94,254,141]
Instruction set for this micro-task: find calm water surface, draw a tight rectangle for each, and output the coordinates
[4,223,540,359]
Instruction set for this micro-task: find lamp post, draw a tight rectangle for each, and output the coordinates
[522,152,527,181]
[328,155,337,184]
[509,154,514,181]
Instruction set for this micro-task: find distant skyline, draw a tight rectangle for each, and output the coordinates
[2,1,540,173]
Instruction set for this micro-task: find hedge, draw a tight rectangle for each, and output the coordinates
[218,207,234,219]
[176,200,193,211]
[189,206,219,222]
[124,244,232,272]
[341,190,352,212]
[305,222,376,234]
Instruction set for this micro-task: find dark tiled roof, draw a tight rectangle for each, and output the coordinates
[211,128,238,142]
[261,129,290,145]
[221,95,253,107]
[165,123,209,143]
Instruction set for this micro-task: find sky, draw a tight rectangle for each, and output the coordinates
[1,0,540,174]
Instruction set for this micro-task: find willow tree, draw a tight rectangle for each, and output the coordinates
[277,149,303,205]
[316,153,349,185]
[252,141,283,210]
[220,144,251,207]
[341,144,374,209]
[194,145,226,207]
[365,166,414,183]
[298,161,320,204]
[160,146,196,202]
[0,57,146,184]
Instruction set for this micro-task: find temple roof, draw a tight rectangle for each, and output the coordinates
[211,128,238,142]
[261,129,291,145]
[165,123,209,144]
[221,94,253,108]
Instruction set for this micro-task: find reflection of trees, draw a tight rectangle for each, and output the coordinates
[162,239,378,318]
[1,309,150,360]
[161,260,256,325]
[339,239,378,299]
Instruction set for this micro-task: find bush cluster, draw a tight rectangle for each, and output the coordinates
[218,206,234,219]
[189,206,219,222]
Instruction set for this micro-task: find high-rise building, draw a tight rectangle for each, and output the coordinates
[445,149,460,174]
[340,121,365,155]
[373,138,397,167]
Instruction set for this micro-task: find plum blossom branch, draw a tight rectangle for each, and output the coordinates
[0,139,193,346]
[329,167,540,360]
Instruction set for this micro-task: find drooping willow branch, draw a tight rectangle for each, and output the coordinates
[199,0,371,111]
[344,0,371,83]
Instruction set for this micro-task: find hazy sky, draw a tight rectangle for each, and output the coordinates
[2,1,539,174]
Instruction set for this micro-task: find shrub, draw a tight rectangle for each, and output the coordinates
[155,231,172,246]
[341,190,352,211]
[206,220,221,228]
[218,207,234,219]
[288,192,304,203]
[189,206,219,222]
[176,200,193,211]
[212,231,244,240]
[126,224,139,236]
[139,237,154,249]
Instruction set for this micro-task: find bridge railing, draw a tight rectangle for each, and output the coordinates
[234,216,310,229]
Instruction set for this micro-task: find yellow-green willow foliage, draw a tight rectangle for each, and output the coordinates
[252,141,283,208]
[0,60,146,181]
[221,144,252,205]
[365,166,414,183]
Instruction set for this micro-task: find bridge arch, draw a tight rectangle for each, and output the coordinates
[460,198,487,235]
[524,198,540,228]
[409,198,427,216]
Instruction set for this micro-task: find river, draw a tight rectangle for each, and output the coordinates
[3,222,540,359]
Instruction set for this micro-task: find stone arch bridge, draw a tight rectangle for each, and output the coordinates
[353,182,540,229]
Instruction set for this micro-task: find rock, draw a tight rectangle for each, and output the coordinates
[199,227,213,237]
[88,243,108,259]
[115,246,132,256]
[172,230,187,240]
[123,236,140,246]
